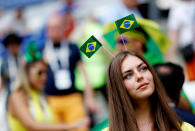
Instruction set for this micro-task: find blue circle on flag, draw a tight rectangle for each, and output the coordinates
[123,21,131,28]
[88,44,95,50]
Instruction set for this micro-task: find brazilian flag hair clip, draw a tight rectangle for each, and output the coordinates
[24,41,42,62]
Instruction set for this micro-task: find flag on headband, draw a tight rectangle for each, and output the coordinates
[80,35,102,58]
[115,14,139,34]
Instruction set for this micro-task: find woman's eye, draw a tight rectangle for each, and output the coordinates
[123,73,132,79]
[140,66,148,72]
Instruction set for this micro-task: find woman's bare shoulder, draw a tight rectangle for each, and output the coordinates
[8,89,28,114]
[9,89,26,102]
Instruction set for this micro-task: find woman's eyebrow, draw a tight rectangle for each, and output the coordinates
[122,62,145,74]
[122,69,132,75]
[137,62,145,68]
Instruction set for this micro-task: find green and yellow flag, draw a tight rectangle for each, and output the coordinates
[80,35,102,58]
[115,14,139,34]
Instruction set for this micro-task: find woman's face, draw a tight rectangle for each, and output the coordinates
[121,55,155,101]
[122,0,138,9]
[117,37,143,54]
[28,61,47,91]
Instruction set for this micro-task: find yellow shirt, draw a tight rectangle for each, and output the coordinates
[8,90,54,131]
[181,122,195,131]
[102,122,195,131]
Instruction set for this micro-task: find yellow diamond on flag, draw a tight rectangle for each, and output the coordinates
[86,42,97,53]
[120,20,134,29]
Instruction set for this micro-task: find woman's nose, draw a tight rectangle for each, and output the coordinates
[135,71,143,82]
[40,73,47,81]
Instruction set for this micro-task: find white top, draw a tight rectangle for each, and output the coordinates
[168,1,195,48]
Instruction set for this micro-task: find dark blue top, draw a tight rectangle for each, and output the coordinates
[175,107,195,126]
[44,43,81,95]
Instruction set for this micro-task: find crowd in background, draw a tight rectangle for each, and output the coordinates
[0,0,194,130]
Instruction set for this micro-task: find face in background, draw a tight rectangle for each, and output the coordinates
[47,15,65,44]
[15,8,23,20]
[121,55,155,101]
[122,0,139,9]
[7,43,20,57]
[28,61,47,91]
[117,36,144,54]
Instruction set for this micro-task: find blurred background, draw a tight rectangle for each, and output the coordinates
[0,0,194,130]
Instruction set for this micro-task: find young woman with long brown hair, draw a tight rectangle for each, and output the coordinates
[103,50,194,131]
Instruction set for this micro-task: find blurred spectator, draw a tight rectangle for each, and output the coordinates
[74,19,109,126]
[74,18,108,99]
[116,26,164,65]
[7,46,89,131]
[8,7,29,37]
[43,14,97,130]
[93,0,142,25]
[0,55,9,131]
[58,0,76,39]
[0,33,22,131]
[166,0,195,81]
[0,33,22,94]
[0,8,12,39]
[154,62,195,126]
[148,0,160,20]
[0,8,6,38]
[102,18,170,63]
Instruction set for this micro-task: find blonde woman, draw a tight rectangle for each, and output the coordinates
[7,44,89,131]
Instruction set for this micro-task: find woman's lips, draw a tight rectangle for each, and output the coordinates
[137,83,149,90]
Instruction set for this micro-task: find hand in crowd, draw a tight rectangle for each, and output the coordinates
[70,117,91,130]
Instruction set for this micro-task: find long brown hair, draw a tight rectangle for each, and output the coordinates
[107,50,181,131]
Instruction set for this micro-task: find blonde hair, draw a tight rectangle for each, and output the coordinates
[14,57,46,99]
